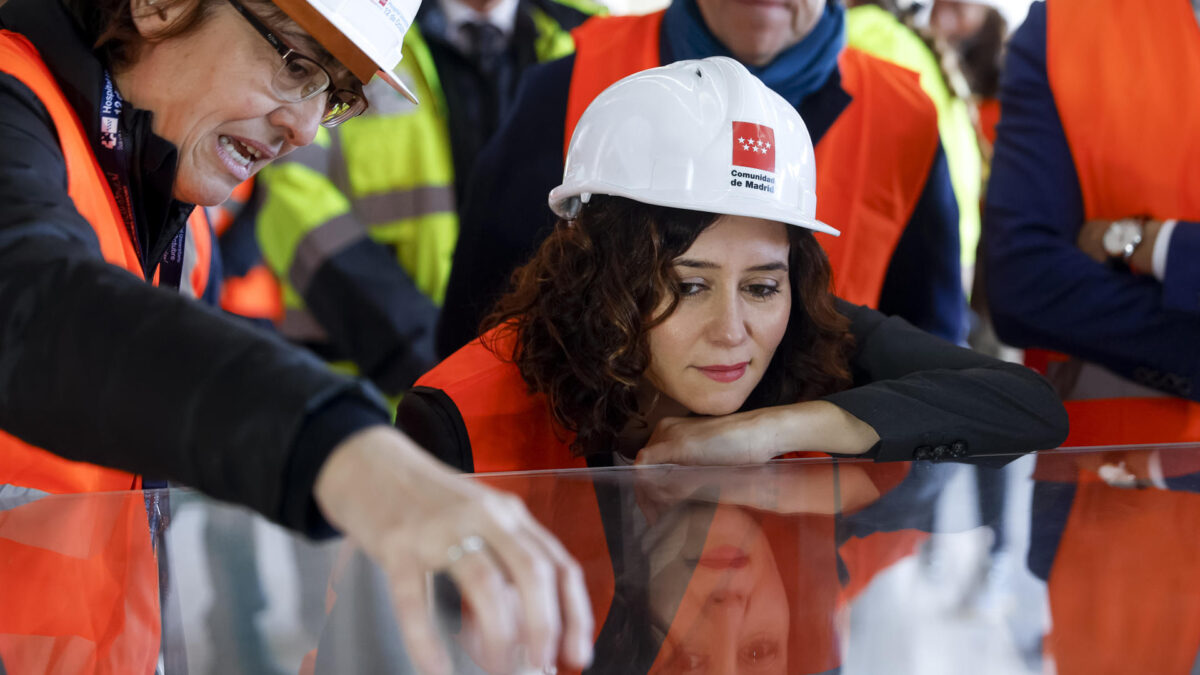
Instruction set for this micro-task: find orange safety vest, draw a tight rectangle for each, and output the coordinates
[562,12,940,308]
[0,29,219,674]
[1035,0,1200,447]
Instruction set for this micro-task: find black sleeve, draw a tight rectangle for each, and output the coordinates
[822,300,1068,463]
[394,386,474,472]
[436,55,575,358]
[0,75,390,533]
[877,144,968,345]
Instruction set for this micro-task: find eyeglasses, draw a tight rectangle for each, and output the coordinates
[226,0,368,127]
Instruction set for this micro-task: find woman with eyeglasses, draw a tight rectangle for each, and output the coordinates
[0,0,591,673]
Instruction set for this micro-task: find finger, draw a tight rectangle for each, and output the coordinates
[444,547,521,673]
[476,498,564,670]
[519,518,595,669]
[387,561,452,675]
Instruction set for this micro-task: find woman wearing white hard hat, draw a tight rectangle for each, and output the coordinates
[398,57,1066,476]
[0,0,591,673]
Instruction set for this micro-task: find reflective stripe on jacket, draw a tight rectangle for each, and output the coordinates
[563,11,940,309]
[1038,0,1200,446]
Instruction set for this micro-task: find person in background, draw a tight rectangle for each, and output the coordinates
[437,0,969,358]
[985,0,1200,447]
[0,0,593,672]
[253,0,601,399]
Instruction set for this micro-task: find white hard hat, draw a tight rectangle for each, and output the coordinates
[549,56,837,236]
[273,0,421,104]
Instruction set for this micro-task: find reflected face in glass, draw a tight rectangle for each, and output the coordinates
[644,216,792,416]
[648,505,790,674]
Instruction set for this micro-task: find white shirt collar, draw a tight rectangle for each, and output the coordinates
[438,0,520,50]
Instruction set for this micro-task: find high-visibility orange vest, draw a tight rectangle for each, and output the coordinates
[0,29,220,674]
[1037,0,1200,447]
[563,12,940,308]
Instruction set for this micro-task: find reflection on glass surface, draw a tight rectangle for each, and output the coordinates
[6,446,1200,673]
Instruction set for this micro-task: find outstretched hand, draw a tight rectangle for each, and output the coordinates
[314,426,594,675]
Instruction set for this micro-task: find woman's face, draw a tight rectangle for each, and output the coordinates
[644,216,792,417]
[647,504,790,674]
[117,0,339,205]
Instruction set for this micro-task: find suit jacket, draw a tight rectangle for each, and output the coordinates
[400,300,1067,467]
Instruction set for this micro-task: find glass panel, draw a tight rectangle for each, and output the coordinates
[3,443,1200,673]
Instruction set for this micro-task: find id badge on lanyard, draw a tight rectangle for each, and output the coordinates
[95,71,186,290]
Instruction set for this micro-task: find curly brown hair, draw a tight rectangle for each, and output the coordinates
[483,196,855,457]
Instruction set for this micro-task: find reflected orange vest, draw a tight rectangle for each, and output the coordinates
[563,12,939,307]
[0,30,207,675]
[1038,0,1200,447]
[1033,450,1200,673]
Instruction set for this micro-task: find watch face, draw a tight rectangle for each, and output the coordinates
[1102,221,1143,258]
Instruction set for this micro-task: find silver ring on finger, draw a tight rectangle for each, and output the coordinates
[445,534,486,565]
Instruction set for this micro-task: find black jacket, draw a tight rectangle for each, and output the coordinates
[401,301,1069,468]
[0,0,388,534]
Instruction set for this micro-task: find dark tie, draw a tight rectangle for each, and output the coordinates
[459,20,505,74]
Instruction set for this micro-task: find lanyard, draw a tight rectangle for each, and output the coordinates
[95,71,186,290]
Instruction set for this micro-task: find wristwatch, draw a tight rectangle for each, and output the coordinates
[1102,218,1145,264]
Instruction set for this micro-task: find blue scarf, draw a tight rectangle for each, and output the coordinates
[661,0,846,108]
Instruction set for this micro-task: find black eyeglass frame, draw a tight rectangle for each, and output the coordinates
[225,0,368,127]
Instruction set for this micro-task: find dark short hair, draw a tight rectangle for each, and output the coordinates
[483,195,855,457]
